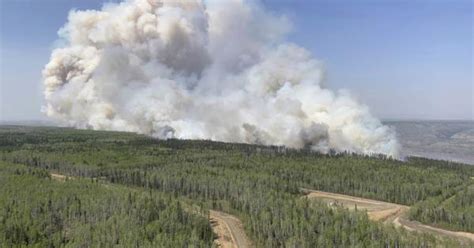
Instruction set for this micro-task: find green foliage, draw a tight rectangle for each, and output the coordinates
[0,162,214,247]
[409,184,474,232]
[0,126,472,247]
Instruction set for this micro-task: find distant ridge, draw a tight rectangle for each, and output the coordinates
[385,120,474,165]
[0,120,58,127]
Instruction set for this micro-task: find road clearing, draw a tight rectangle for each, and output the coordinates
[50,173,69,181]
[210,210,252,248]
[303,188,474,244]
[52,172,470,245]
[50,172,253,247]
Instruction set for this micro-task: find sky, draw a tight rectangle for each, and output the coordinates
[0,0,472,121]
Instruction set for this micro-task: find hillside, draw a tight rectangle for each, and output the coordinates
[386,120,474,165]
[0,126,473,247]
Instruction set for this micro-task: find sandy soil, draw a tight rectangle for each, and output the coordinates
[303,189,474,244]
[50,173,69,181]
[210,210,252,248]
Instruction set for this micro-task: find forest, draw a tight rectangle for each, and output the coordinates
[0,126,472,247]
[0,162,214,247]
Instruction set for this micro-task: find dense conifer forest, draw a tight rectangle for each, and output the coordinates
[0,126,472,247]
[0,163,214,247]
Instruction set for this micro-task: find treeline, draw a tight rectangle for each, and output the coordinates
[0,163,451,247]
[0,126,472,246]
[0,162,214,247]
[2,137,470,206]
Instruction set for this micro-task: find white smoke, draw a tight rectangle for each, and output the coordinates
[42,0,399,157]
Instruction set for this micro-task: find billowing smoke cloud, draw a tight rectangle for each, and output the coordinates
[42,0,399,157]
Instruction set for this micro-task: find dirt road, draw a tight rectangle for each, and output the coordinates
[49,172,253,247]
[52,172,471,244]
[210,210,252,248]
[303,189,474,243]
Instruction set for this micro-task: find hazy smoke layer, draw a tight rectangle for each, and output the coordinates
[43,0,399,156]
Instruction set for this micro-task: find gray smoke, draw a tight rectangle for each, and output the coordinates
[42,0,399,157]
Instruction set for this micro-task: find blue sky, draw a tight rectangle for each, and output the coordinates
[0,0,472,121]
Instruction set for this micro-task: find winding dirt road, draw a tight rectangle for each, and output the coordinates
[303,189,474,244]
[51,172,253,248]
[210,210,252,248]
[52,172,471,245]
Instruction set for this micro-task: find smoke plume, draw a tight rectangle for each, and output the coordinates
[43,0,399,156]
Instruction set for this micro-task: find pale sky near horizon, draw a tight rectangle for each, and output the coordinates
[0,0,473,121]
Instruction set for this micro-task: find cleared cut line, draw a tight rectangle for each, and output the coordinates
[303,188,474,244]
[210,210,252,248]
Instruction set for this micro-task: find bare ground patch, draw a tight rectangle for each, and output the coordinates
[50,173,69,182]
[210,210,252,248]
[303,189,474,244]
[49,172,254,247]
